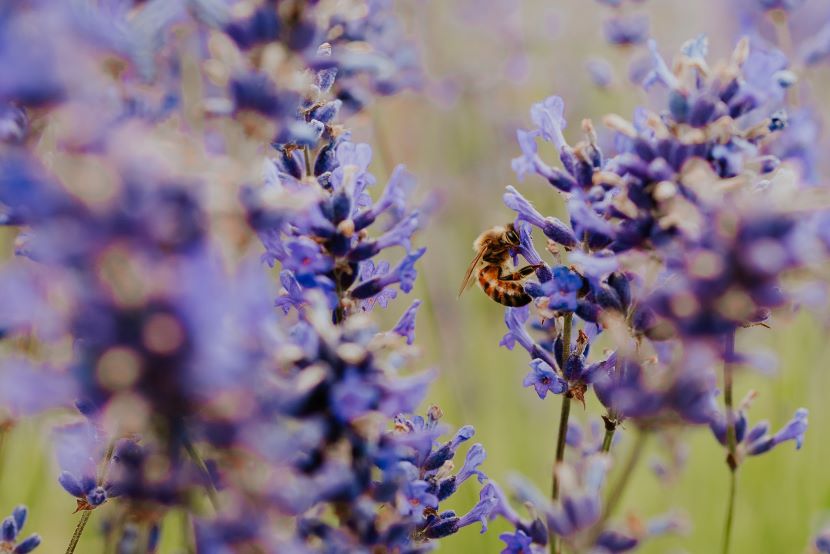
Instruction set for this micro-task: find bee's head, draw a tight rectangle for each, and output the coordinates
[504,222,521,246]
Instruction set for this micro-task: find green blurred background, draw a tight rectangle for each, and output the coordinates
[2,0,830,552]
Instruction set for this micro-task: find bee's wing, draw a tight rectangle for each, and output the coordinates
[458,248,485,297]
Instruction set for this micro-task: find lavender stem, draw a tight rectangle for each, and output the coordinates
[65,511,91,554]
[722,331,738,554]
[722,471,737,554]
[603,430,646,521]
[0,423,9,478]
[65,440,117,554]
[303,145,313,178]
[183,434,221,512]
[601,417,617,453]
[585,429,648,548]
[551,312,573,554]
[182,510,196,554]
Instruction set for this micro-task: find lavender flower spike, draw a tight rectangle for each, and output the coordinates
[0,506,40,553]
[523,359,567,399]
[531,96,569,152]
[645,39,680,89]
[350,247,426,299]
[504,186,577,247]
[710,406,808,459]
[392,300,421,345]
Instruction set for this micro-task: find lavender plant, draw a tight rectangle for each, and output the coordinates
[493,33,822,554]
[0,1,488,552]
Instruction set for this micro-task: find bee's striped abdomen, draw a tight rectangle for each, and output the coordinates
[478,265,532,307]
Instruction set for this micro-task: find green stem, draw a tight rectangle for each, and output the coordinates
[65,511,91,554]
[98,442,116,483]
[721,331,738,554]
[65,440,117,554]
[182,509,196,554]
[0,424,9,481]
[603,430,646,520]
[722,470,737,554]
[303,145,313,178]
[333,269,346,324]
[551,313,573,554]
[183,435,221,512]
[143,523,155,554]
[584,429,648,548]
[601,417,617,453]
[552,397,572,501]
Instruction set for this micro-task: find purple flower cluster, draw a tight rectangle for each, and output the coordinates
[0,1,486,552]
[727,0,830,183]
[594,0,651,46]
[245,137,424,322]
[490,455,683,553]
[492,34,818,551]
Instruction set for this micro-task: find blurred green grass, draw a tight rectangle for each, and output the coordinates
[3,1,830,552]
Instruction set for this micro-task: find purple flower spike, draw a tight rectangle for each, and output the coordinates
[350,247,426,299]
[603,14,650,46]
[392,300,421,345]
[816,529,830,553]
[456,486,499,533]
[504,186,577,247]
[0,104,28,144]
[483,482,523,527]
[586,58,614,89]
[512,129,541,182]
[456,443,488,485]
[356,261,398,311]
[15,535,42,554]
[274,270,305,314]
[713,405,808,459]
[0,505,39,553]
[644,39,679,89]
[403,480,439,519]
[355,165,415,229]
[395,248,427,293]
[11,507,26,532]
[500,530,535,553]
[596,530,639,552]
[543,266,584,312]
[514,221,553,283]
[421,425,475,472]
[58,471,85,498]
[375,211,420,252]
[771,408,808,450]
[2,518,16,542]
[758,0,806,10]
[500,306,534,352]
[530,96,569,152]
[523,359,567,399]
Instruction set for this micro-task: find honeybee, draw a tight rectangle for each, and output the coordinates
[458,223,540,307]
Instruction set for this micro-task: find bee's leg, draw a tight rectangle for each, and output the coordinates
[500,264,543,281]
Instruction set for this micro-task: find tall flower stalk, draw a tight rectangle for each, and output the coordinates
[0,1,491,552]
[491,31,819,553]
[721,332,738,554]
[551,313,572,554]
